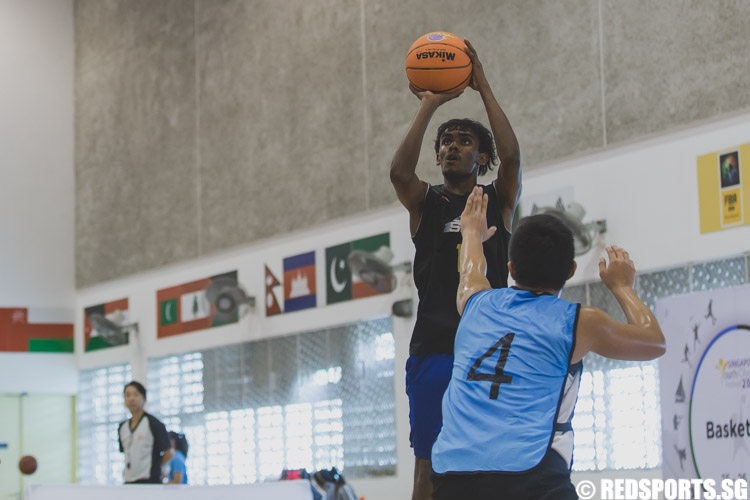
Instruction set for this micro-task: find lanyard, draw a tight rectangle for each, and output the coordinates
[125,415,143,469]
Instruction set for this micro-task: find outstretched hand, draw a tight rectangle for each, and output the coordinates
[463,39,489,91]
[598,246,636,291]
[460,186,497,243]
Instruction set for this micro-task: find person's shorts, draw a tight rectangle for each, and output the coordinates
[405,353,454,460]
[431,449,578,500]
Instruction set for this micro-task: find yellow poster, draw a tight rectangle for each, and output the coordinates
[721,187,741,225]
[697,143,749,233]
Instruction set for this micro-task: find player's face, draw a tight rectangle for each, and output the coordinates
[124,386,145,413]
[436,129,484,178]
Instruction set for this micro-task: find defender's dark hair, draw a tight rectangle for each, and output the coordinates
[124,381,147,399]
[509,214,575,290]
[168,431,189,457]
[434,118,498,176]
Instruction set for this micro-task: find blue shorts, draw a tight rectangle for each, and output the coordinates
[405,354,454,459]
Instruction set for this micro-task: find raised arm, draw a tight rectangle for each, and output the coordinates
[464,39,521,231]
[390,87,463,235]
[572,246,666,364]
[457,187,496,315]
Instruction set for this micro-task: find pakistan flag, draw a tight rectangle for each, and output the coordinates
[326,233,390,304]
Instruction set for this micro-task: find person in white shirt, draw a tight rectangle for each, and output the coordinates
[118,381,172,484]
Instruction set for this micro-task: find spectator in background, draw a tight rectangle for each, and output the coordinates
[166,431,188,484]
[118,381,172,484]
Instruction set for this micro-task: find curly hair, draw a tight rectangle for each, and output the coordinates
[434,118,498,176]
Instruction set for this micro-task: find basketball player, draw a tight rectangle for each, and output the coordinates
[390,39,520,500]
[430,188,666,499]
[119,381,173,484]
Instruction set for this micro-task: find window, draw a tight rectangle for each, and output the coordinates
[571,357,661,471]
[77,363,132,484]
[563,281,663,471]
[145,316,396,484]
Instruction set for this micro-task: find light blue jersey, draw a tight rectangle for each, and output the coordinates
[432,287,580,473]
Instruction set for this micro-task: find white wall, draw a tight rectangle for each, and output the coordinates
[523,111,750,284]
[0,0,77,392]
[0,0,75,307]
[0,353,78,394]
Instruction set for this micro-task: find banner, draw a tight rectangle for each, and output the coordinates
[325,233,390,305]
[0,308,73,352]
[263,251,317,316]
[656,285,750,483]
[83,298,129,351]
[157,271,239,338]
[283,252,316,312]
[697,142,750,233]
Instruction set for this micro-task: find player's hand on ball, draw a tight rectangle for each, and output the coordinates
[464,39,489,91]
[410,84,464,105]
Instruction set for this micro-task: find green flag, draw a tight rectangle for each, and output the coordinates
[160,298,178,326]
[326,243,352,304]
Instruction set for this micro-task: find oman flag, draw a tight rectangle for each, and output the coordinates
[0,307,74,352]
[157,271,239,338]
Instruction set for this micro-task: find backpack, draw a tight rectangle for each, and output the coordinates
[312,468,358,500]
[280,468,322,500]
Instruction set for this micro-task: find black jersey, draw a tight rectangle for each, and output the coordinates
[410,183,510,355]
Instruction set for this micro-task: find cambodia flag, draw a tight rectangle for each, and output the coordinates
[283,251,316,313]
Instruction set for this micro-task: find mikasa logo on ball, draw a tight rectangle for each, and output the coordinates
[415,50,457,62]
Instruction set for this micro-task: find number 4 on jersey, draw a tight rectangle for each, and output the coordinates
[466,333,515,399]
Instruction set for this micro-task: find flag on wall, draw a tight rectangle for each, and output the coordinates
[0,308,74,353]
[326,233,390,305]
[264,251,317,316]
[83,298,130,351]
[283,252,317,313]
[264,265,282,316]
[157,271,239,338]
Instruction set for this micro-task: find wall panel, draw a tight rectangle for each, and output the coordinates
[75,0,199,286]
[602,0,750,144]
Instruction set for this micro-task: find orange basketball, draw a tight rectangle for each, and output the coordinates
[405,32,472,93]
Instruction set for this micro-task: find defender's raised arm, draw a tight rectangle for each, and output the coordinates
[573,246,666,363]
